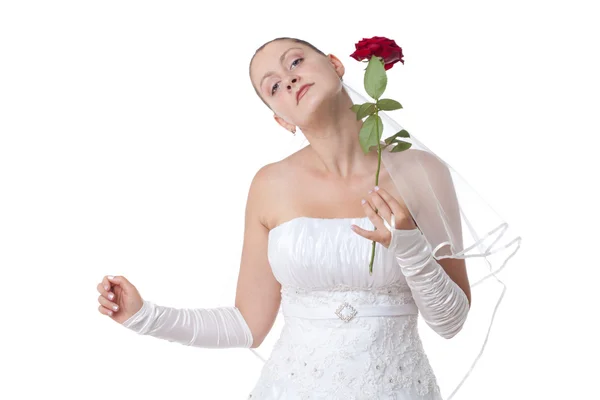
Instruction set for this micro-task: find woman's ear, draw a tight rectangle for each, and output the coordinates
[274,114,295,132]
[327,54,345,80]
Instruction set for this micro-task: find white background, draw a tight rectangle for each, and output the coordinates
[1,0,598,399]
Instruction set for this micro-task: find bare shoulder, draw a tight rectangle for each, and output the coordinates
[391,147,447,171]
[246,162,278,229]
[247,147,309,230]
[246,157,295,229]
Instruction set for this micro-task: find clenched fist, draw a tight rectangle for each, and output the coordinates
[96,275,143,324]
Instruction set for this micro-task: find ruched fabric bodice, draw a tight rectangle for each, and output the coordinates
[247,217,442,400]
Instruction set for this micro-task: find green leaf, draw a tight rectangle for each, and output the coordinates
[356,102,377,120]
[364,56,387,100]
[350,104,362,114]
[359,114,383,154]
[377,99,403,111]
[384,129,410,145]
[390,140,412,152]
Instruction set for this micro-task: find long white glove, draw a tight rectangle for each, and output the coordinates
[389,221,470,339]
[122,299,254,348]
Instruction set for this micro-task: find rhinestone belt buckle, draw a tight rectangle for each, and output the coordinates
[335,301,357,322]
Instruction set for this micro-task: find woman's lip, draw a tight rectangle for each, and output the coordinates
[296,84,312,103]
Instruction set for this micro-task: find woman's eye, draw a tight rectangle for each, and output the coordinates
[271,58,304,95]
[291,58,303,68]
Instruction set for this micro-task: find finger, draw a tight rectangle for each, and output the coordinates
[102,276,112,291]
[359,198,384,238]
[107,275,131,292]
[98,304,114,317]
[364,188,390,233]
[108,275,130,286]
[361,197,379,223]
[98,294,119,314]
[368,192,393,231]
[350,221,377,241]
[373,187,404,224]
[373,187,417,230]
[97,283,115,301]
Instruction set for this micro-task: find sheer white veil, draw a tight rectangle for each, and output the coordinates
[248,81,522,400]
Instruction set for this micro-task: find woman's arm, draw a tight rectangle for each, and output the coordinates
[386,149,471,340]
[122,165,282,349]
[234,163,282,348]
[393,227,471,340]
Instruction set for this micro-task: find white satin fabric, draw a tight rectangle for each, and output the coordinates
[247,216,443,400]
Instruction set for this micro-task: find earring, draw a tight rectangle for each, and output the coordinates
[291,128,296,136]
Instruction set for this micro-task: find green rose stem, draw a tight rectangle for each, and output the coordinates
[368,126,383,275]
[350,55,412,275]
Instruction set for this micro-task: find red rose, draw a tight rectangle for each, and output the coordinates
[349,36,404,71]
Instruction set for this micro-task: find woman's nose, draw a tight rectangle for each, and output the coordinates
[287,78,297,89]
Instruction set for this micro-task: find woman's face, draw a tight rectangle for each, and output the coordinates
[250,40,345,130]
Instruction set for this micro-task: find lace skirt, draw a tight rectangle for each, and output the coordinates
[247,313,443,400]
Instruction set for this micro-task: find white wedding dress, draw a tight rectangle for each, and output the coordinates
[246,216,443,400]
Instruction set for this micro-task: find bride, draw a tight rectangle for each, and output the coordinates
[96,37,476,399]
